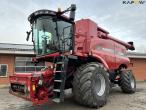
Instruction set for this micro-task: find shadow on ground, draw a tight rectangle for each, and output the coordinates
[1,82,146,110]
[19,87,134,110]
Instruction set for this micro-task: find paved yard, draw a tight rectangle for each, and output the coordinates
[0,82,146,110]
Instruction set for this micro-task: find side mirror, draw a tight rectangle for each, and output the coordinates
[69,4,76,21]
[26,30,32,41]
[128,41,135,50]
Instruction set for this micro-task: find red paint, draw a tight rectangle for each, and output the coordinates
[9,69,54,105]
[74,19,133,69]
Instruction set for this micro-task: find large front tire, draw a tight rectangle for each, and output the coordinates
[73,62,110,108]
[119,70,136,93]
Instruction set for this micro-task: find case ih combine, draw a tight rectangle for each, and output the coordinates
[9,4,136,108]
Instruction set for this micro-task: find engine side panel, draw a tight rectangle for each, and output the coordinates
[74,19,130,70]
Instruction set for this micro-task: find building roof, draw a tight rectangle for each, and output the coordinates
[0,43,146,58]
[0,43,34,55]
[127,52,146,58]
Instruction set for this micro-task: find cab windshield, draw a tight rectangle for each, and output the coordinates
[33,16,73,55]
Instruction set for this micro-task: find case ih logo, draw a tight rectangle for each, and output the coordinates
[122,0,145,4]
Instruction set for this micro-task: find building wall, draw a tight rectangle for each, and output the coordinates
[0,54,146,85]
[0,54,45,85]
[0,54,15,85]
[130,58,146,81]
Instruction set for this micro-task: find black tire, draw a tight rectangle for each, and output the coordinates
[119,70,136,93]
[73,62,110,108]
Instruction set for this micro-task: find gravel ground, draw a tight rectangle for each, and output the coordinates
[0,82,146,110]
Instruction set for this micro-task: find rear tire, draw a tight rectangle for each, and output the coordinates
[119,70,136,93]
[73,62,110,108]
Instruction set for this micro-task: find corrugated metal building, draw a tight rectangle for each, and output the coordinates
[0,43,45,85]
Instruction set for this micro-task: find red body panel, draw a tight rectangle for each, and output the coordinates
[74,19,131,70]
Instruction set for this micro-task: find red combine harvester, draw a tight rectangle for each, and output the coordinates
[9,4,136,108]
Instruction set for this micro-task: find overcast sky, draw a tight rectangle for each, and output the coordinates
[0,0,146,52]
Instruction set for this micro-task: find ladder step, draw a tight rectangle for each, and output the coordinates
[56,62,64,64]
[55,71,65,73]
[52,56,68,103]
[53,89,61,92]
[54,80,62,82]
[52,98,60,103]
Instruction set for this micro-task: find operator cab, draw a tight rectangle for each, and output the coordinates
[27,5,76,56]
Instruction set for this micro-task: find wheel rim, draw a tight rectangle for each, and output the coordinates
[130,75,135,89]
[95,74,106,96]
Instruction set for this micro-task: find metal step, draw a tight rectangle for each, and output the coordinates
[56,62,64,64]
[52,98,60,103]
[54,80,62,82]
[53,89,61,92]
[55,71,65,73]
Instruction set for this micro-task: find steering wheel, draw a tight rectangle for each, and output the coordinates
[61,34,72,46]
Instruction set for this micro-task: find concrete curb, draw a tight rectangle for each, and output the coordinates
[0,85,9,89]
[136,80,146,83]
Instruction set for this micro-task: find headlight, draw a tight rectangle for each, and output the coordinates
[38,75,43,86]
[27,86,30,91]
[32,85,36,91]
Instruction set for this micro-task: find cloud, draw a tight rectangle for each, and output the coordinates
[0,0,146,52]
